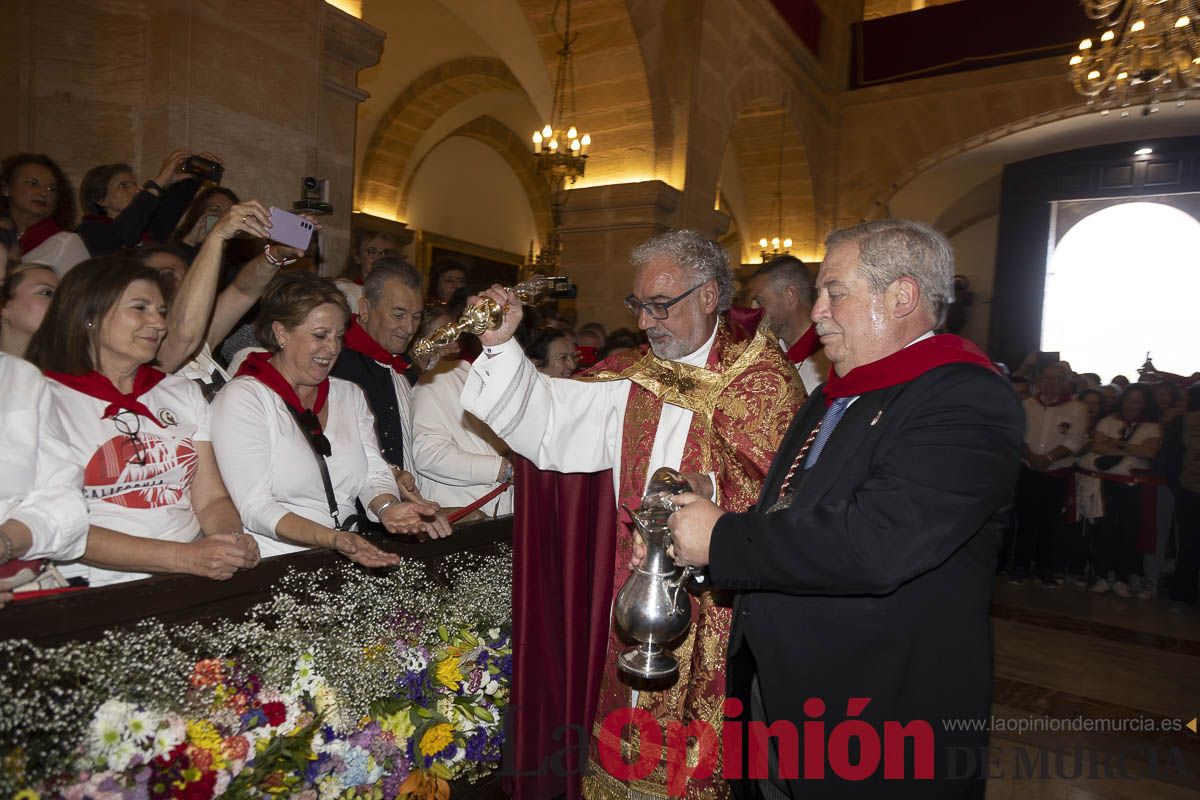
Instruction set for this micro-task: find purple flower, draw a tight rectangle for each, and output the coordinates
[465,729,489,761]
[243,707,268,728]
[350,721,380,749]
[304,751,332,782]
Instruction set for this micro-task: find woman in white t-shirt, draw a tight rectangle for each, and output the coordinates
[26,256,259,587]
[0,352,91,606]
[1084,384,1163,598]
[210,271,443,563]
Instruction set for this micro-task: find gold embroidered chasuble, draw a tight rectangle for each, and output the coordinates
[578,318,804,800]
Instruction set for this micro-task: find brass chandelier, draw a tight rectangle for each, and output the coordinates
[1069,0,1200,115]
[758,111,792,263]
[528,0,591,271]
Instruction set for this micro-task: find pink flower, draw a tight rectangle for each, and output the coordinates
[223,734,250,761]
[189,659,225,689]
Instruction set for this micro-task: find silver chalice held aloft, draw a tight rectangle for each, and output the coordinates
[613,467,696,682]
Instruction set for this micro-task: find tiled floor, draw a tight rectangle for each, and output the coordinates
[986,579,1200,798]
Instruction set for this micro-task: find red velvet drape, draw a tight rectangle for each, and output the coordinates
[506,456,617,800]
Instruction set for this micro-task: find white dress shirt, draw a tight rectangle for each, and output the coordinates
[781,338,826,395]
[413,359,513,516]
[210,376,399,558]
[0,353,89,561]
[22,231,90,275]
[335,279,363,312]
[461,325,719,502]
[1022,396,1088,471]
[175,342,231,396]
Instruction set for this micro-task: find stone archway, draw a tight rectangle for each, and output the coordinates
[357,57,527,218]
[684,61,831,242]
[401,114,553,246]
[716,97,820,264]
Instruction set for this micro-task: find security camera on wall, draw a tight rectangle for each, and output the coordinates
[293,176,333,215]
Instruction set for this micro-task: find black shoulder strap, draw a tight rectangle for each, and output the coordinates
[282,404,358,531]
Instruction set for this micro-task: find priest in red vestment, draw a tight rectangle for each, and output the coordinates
[462,230,804,799]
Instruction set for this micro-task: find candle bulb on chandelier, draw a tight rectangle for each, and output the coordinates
[549,138,559,151]
[567,126,577,139]
[581,133,591,155]
[532,131,543,154]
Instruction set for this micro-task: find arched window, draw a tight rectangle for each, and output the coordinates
[1042,202,1200,380]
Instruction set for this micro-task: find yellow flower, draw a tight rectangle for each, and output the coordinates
[380,711,416,741]
[419,723,454,757]
[362,642,388,661]
[433,658,462,691]
[185,719,228,770]
[186,720,223,751]
[13,790,40,800]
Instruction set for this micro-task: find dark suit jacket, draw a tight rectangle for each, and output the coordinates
[331,349,420,531]
[708,363,1023,800]
[330,349,419,469]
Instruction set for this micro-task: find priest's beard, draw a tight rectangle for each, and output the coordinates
[647,328,693,360]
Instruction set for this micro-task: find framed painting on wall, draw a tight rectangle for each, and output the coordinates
[411,230,524,298]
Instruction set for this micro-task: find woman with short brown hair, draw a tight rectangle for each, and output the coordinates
[211,271,441,565]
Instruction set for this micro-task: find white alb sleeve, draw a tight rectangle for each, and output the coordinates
[461,339,626,473]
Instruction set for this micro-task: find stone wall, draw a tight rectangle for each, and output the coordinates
[0,0,382,273]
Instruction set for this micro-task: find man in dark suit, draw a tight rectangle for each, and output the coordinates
[667,219,1023,799]
[332,257,449,536]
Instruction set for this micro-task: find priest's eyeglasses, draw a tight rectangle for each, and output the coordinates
[624,281,705,320]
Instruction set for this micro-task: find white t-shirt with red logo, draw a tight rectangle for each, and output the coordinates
[47,374,209,587]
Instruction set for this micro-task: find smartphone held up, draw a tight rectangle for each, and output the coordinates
[267,207,316,252]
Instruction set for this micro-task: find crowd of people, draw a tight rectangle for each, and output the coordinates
[1,148,1197,631]
[0,149,670,605]
[1006,357,1199,611]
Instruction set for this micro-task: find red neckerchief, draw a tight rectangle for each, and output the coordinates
[785,325,821,365]
[19,217,62,253]
[343,316,413,375]
[236,351,329,431]
[823,334,998,406]
[44,365,168,427]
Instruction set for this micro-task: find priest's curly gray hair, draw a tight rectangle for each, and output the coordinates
[629,229,734,312]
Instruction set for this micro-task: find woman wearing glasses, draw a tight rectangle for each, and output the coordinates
[210,271,442,565]
[334,230,397,309]
[26,256,259,586]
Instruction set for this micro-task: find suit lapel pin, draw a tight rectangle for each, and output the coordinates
[870,409,883,427]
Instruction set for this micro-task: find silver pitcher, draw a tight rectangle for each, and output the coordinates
[613,467,695,681]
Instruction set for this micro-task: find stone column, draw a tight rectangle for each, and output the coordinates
[555,180,729,331]
[0,0,382,274]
